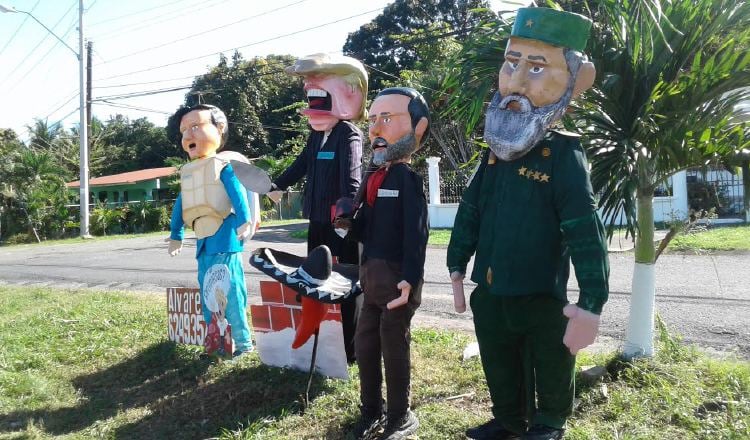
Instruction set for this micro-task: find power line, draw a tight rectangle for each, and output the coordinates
[96,6,385,82]
[361,61,451,100]
[95,48,346,90]
[87,0,185,27]
[92,85,193,102]
[14,15,80,90]
[95,0,308,66]
[94,102,308,134]
[49,107,81,129]
[42,93,80,122]
[93,75,200,90]
[90,0,230,42]
[96,100,172,115]
[92,63,297,102]
[0,0,78,88]
[0,0,41,57]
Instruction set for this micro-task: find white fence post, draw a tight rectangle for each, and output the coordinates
[427,157,442,205]
[671,170,688,220]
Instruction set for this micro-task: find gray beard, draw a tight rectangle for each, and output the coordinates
[372,149,387,166]
[484,88,572,161]
[371,131,417,166]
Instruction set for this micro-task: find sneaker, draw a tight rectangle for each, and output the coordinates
[379,409,419,440]
[465,419,521,440]
[351,412,384,439]
[523,425,564,440]
[232,346,254,357]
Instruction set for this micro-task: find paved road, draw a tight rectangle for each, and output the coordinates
[1,223,748,359]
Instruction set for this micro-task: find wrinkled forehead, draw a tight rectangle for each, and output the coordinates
[179,109,212,129]
[288,54,367,85]
[302,72,344,83]
[505,36,567,65]
[369,94,411,116]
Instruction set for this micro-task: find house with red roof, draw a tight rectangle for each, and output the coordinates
[66,167,177,205]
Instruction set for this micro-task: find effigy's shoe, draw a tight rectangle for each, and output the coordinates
[465,419,521,440]
[379,409,418,440]
[522,425,564,440]
[232,346,254,358]
[350,411,385,439]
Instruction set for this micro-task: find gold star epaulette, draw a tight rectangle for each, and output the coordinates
[518,166,550,183]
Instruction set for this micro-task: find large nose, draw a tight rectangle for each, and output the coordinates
[507,60,529,95]
[182,127,194,142]
[369,120,381,138]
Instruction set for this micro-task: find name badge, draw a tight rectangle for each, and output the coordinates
[317,151,335,160]
[377,189,399,198]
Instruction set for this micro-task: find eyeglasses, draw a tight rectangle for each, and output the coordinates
[367,112,409,128]
[180,122,212,137]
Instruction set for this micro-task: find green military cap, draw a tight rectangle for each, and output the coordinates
[511,7,592,52]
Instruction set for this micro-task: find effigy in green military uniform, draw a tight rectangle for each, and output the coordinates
[447,7,609,440]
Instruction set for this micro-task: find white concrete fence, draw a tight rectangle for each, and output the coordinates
[425,156,693,228]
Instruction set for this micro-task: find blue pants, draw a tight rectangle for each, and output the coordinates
[197,252,252,351]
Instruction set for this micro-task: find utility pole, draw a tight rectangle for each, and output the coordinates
[78,0,90,237]
[0,2,89,238]
[86,41,92,152]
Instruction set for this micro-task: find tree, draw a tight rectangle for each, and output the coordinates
[381,23,484,171]
[183,53,307,158]
[442,0,750,357]
[10,149,70,240]
[0,129,23,241]
[96,115,173,176]
[343,0,495,92]
[577,0,750,357]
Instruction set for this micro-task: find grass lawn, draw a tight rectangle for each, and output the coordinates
[0,220,308,248]
[287,224,750,249]
[0,286,748,439]
[6,222,745,254]
[668,224,750,252]
[261,219,308,228]
[288,228,452,246]
[0,230,169,247]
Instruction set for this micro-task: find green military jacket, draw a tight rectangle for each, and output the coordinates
[447,130,609,314]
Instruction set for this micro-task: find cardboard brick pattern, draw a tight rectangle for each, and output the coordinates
[251,280,341,333]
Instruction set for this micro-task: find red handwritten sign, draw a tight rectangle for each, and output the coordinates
[167,287,206,346]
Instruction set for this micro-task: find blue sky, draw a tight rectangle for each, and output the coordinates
[0,0,524,141]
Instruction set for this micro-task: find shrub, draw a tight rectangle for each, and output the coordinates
[2,233,36,245]
[688,180,728,214]
[144,203,170,232]
[122,202,148,233]
[90,203,124,236]
[261,208,278,221]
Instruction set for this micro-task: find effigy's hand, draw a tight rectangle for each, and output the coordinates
[167,238,183,257]
[333,217,352,230]
[267,190,283,204]
[562,304,601,355]
[236,222,253,241]
[450,271,466,313]
[387,280,411,310]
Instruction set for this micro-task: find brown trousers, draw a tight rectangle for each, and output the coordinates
[356,258,422,418]
[307,220,360,363]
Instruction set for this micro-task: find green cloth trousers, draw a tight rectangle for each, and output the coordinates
[471,286,575,433]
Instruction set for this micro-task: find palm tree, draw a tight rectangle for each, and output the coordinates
[12,149,66,242]
[26,119,63,152]
[579,0,750,357]
[442,0,750,357]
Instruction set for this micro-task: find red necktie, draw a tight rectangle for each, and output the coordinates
[366,167,388,207]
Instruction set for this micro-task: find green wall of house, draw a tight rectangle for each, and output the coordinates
[70,179,171,205]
